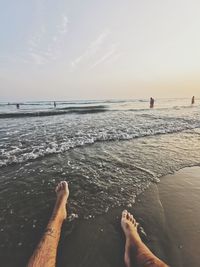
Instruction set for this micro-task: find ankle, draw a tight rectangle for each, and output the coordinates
[126,236,142,249]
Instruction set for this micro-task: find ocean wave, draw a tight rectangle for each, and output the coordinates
[0,105,108,118]
[0,99,130,107]
[1,100,199,119]
[1,99,200,168]
[0,123,199,168]
[60,105,107,111]
[0,100,107,106]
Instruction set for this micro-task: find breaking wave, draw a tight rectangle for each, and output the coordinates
[0,105,108,118]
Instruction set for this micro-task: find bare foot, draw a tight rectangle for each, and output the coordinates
[121,210,142,246]
[53,181,69,221]
[121,210,143,267]
[121,210,168,267]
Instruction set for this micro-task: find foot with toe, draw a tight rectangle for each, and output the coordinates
[121,210,142,246]
[53,181,69,222]
[121,210,169,267]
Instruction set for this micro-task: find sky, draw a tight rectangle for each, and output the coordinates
[0,0,200,101]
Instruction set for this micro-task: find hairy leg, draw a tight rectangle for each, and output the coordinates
[27,181,69,267]
[121,210,169,267]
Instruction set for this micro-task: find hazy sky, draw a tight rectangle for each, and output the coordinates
[0,0,200,101]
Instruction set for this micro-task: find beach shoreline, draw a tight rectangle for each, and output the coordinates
[57,166,200,267]
[1,166,200,267]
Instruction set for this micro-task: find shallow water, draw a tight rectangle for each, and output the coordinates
[1,98,200,167]
[0,98,200,266]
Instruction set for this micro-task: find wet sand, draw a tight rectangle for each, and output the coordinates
[58,166,200,267]
[1,167,199,266]
[156,167,200,267]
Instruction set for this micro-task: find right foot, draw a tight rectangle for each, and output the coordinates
[121,210,169,267]
[121,210,142,246]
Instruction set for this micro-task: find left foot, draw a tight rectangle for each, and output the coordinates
[53,181,69,221]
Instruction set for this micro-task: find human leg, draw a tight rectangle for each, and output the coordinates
[121,210,168,267]
[27,181,69,267]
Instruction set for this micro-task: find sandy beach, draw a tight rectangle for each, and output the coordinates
[56,166,200,267]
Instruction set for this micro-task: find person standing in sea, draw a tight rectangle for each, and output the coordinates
[191,96,195,105]
[27,181,168,267]
[150,97,155,108]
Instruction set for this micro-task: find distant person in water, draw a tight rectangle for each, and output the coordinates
[150,97,154,108]
[16,103,20,109]
[54,101,56,108]
[27,181,168,267]
[191,96,195,105]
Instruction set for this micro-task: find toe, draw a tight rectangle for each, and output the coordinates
[61,181,65,190]
[56,182,62,192]
[62,181,68,190]
[122,210,128,219]
[130,214,134,222]
[127,212,131,220]
[62,181,68,192]
[59,182,63,189]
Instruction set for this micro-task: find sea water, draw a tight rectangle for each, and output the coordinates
[0,98,200,263]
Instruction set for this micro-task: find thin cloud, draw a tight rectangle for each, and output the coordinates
[90,44,118,69]
[104,51,123,66]
[27,14,69,65]
[58,15,69,34]
[28,25,45,51]
[71,29,110,68]
[29,52,46,65]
